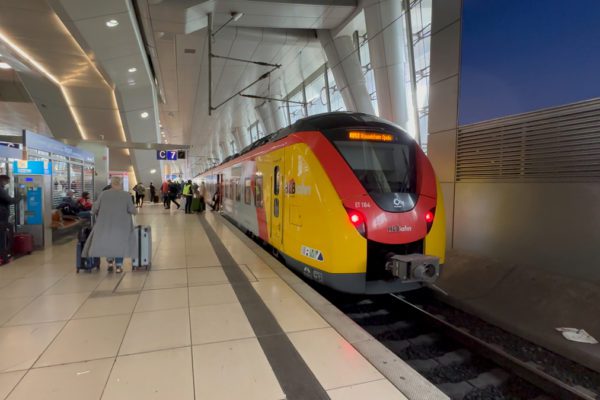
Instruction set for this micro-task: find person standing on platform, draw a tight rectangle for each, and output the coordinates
[161,180,170,209]
[182,180,193,214]
[0,175,16,263]
[83,176,137,274]
[210,187,221,211]
[168,180,180,209]
[200,182,208,212]
[133,182,146,208]
[149,182,156,203]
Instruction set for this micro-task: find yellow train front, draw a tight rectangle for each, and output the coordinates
[198,112,445,294]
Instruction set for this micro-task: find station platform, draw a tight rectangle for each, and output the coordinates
[0,206,446,400]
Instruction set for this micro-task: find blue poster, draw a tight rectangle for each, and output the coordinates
[13,160,52,175]
[25,187,42,224]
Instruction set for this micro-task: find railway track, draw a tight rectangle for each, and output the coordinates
[323,289,600,400]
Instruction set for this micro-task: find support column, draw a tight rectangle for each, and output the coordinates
[231,127,249,150]
[270,100,288,130]
[426,0,462,248]
[364,0,410,129]
[317,30,374,114]
[256,102,275,134]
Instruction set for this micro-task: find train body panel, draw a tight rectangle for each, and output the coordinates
[196,112,445,294]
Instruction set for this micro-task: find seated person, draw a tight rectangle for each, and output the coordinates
[77,192,92,211]
[76,192,93,221]
[57,191,79,216]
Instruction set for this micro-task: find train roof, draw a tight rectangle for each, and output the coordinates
[199,112,408,176]
[271,112,406,142]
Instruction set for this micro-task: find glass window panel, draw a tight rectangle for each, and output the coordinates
[358,33,379,116]
[254,175,263,208]
[328,69,346,112]
[52,161,69,208]
[83,166,94,198]
[305,72,328,116]
[244,178,251,204]
[273,166,280,195]
[69,164,83,198]
[288,91,305,124]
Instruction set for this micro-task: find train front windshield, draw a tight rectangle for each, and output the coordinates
[333,139,416,194]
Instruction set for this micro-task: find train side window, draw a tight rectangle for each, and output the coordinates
[235,179,241,202]
[255,176,263,208]
[274,166,280,195]
[244,178,251,204]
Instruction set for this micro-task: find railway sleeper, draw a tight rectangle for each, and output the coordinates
[438,368,510,400]
[409,349,474,373]
[366,320,416,336]
[346,309,390,320]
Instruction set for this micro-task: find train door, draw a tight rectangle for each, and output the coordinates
[270,161,283,248]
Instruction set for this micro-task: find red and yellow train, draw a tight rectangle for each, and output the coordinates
[197,112,445,294]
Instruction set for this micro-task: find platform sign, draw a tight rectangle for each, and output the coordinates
[157,150,178,161]
[13,160,51,175]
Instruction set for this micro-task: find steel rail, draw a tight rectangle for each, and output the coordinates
[389,293,597,400]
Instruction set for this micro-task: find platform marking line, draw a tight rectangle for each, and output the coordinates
[199,216,330,400]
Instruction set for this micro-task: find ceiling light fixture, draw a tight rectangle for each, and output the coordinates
[128,67,137,73]
[106,19,119,28]
[150,169,157,174]
[0,62,11,70]
[140,111,149,119]
[128,79,136,86]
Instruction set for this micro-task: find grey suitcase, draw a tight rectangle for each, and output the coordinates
[132,225,152,270]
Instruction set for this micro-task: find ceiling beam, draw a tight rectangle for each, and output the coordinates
[0,135,189,150]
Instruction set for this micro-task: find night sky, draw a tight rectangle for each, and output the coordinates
[459,0,600,125]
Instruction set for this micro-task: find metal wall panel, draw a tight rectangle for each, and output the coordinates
[457,99,600,182]
[454,181,600,280]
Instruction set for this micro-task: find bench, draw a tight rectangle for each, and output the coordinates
[51,210,87,243]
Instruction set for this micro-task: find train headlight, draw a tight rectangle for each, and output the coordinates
[425,208,435,233]
[346,208,367,238]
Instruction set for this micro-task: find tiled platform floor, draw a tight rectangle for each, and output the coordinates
[0,206,408,400]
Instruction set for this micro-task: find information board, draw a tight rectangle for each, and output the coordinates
[13,160,52,175]
[157,150,178,161]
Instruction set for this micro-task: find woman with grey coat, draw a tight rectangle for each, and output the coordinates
[83,176,138,273]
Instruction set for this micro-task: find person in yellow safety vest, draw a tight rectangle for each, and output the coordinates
[183,180,193,214]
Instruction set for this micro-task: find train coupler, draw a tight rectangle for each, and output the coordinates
[385,254,440,283]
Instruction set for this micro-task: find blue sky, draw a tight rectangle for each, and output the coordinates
[459,0,600,125]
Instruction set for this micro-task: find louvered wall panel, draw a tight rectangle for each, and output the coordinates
[456,98,600,181]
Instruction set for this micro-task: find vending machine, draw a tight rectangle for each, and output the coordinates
[13,160,52,249]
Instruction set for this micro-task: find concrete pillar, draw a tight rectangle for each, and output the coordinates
[271,102,288,129]
[317,30,374,114]
[231,127,249,150]
[426,0,462,248]
[364,0,410,129]
[257,102,275,134]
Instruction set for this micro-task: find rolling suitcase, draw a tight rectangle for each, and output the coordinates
[12,233,33,256]
[191,197,201,212]
[0,222,13,264]
[76,226,100,273]
[132,225,151,270]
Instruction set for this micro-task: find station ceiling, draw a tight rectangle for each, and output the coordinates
[0,0,359,179]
